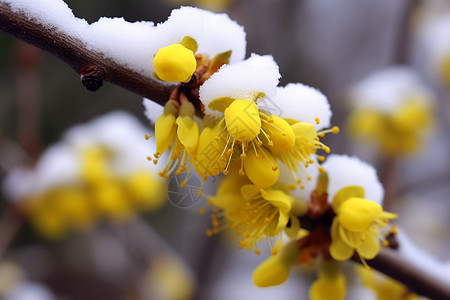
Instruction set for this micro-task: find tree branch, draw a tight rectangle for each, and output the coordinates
[366,247,450,300]
[299,214,450,300]
[0,2,174,105]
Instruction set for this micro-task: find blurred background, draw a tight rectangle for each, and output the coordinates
[0,0,450,299]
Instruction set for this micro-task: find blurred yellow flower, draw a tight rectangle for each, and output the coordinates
[22,145,166,239]
[347,100,433,155]
[358,266,419,300]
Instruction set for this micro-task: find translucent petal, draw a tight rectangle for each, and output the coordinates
[260,189,292,210]
[329,220,354,261]
[356,235,381,259]
[240,184,260,200]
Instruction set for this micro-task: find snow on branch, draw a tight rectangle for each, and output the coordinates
[0,1,174,104]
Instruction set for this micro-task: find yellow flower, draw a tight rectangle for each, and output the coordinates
[253,241,299,287]
[23,146,166,238]
[196,97,292,188]
[153,43,197,83]
[309,260,346,300]
[192,116,229,179]
[207,174,293,252]
[329,186,397,262]
[25,187,93,239]
[358,266,418,300]
[273,121,338,188]
[152,100,200,187]
[347,99,433,155]
[126,171,166,211]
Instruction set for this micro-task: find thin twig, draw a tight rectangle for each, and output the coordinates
[0,2,174,105]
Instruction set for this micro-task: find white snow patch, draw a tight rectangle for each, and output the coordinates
[3,112,163,200]
[322,154,384,205]
[348,66,434,113]
[3,2,246,78]
[199,54,280,116]
[272,83,332,130]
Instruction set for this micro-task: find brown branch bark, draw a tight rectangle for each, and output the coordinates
[365,247,450,300]
[0,2,174,105]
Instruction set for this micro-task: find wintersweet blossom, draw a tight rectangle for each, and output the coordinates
[150,7,246,84]
[346,67,434,155]
[270,83,338,187]
[153,38,197,82]
[195,56,338,188]
[144,7,250,187]
[3,113,166,238]
[323,155,397,262]
[207,173,301,254]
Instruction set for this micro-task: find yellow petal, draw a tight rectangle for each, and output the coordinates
[338,225,364,248]
[155,114,177,155]
[253,256,290,287]
[309,271,346,300]
[338,197,381,232]
[356,234,381,260]
[208,193,245,210]
[224,99,261,143]
[332,186,365,213]
[260,189,292,211]
[284,214,301,239]
[176,115,199,154]
[291,122,317,147]
[243,146,279,188]
[127,171,166,211]
[192,124,228,177]
[240,184,260,200]
[261,115,295,153]
[329,220,354,261]
[180,36,198,53]
[346,109,384,138]
[208,97,235,112]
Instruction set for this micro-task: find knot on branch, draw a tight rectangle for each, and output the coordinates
[80,65,105,92]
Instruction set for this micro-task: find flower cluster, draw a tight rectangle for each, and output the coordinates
[251,155,397,299]
[3,113,166,238]
[346,67,434,155]
[143,8,398,299]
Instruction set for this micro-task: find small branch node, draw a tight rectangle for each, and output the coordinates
[80,65,105,92]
